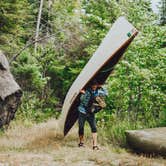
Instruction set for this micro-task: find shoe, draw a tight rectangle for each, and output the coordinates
[93,146,99,150]
[78,142,84,147]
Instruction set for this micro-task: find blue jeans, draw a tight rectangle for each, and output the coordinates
[78,111,97,136]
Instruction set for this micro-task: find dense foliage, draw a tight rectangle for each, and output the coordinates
[0,0,165,145]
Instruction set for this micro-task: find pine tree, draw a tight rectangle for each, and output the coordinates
[0,0,33,55]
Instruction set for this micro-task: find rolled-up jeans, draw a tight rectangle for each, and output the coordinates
[78,111,97,136]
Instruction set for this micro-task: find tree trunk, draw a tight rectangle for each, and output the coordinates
[47,0,52,36]
[34,0,44,54]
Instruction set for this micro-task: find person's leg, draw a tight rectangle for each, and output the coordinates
[78,112,86,146]
[87,113,98,148]
[92,132,97,147]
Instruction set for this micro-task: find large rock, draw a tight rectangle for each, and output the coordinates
[0,51,22,128]
[125,127,166,156]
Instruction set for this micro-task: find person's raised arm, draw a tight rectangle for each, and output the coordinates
[80,89,85,94]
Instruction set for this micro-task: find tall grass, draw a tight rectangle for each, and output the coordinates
[97,112,159,147]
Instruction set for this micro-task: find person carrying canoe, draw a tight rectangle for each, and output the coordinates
[78,80,108,150]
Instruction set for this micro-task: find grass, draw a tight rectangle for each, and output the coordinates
[0,119,59,152]
[97,116,153,148]
[0,118,165,165]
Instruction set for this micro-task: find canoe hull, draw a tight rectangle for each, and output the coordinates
[60,17,138,136]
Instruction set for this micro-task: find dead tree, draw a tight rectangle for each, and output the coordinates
[34,0,44,54]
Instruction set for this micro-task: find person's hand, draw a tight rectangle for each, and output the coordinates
[98,84,103,88]
[80,89,85,94]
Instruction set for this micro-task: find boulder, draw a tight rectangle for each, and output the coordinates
[0,51,22,128]
[125,127,166,156]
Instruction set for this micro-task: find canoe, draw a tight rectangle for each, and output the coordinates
[59,17,138,136]
[125,127,166,155]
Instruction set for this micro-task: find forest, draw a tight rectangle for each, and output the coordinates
[0,0,166,165]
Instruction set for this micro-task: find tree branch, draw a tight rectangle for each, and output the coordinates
[9,34,56,63]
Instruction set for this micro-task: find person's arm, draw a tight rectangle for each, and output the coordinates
[80,90,91,107]
[98,87,108,96]
[102,87,108,96]
[80,89,85,94]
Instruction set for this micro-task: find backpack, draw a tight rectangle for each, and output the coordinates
[95,96,106,108]
[87,89,107,114]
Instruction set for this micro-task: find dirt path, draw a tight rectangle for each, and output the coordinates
[0,119,165,166]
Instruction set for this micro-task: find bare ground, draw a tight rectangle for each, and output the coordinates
[0,119,165,166]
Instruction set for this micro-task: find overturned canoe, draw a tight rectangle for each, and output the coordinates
[125,127,166,155]
[60,17,138,136]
